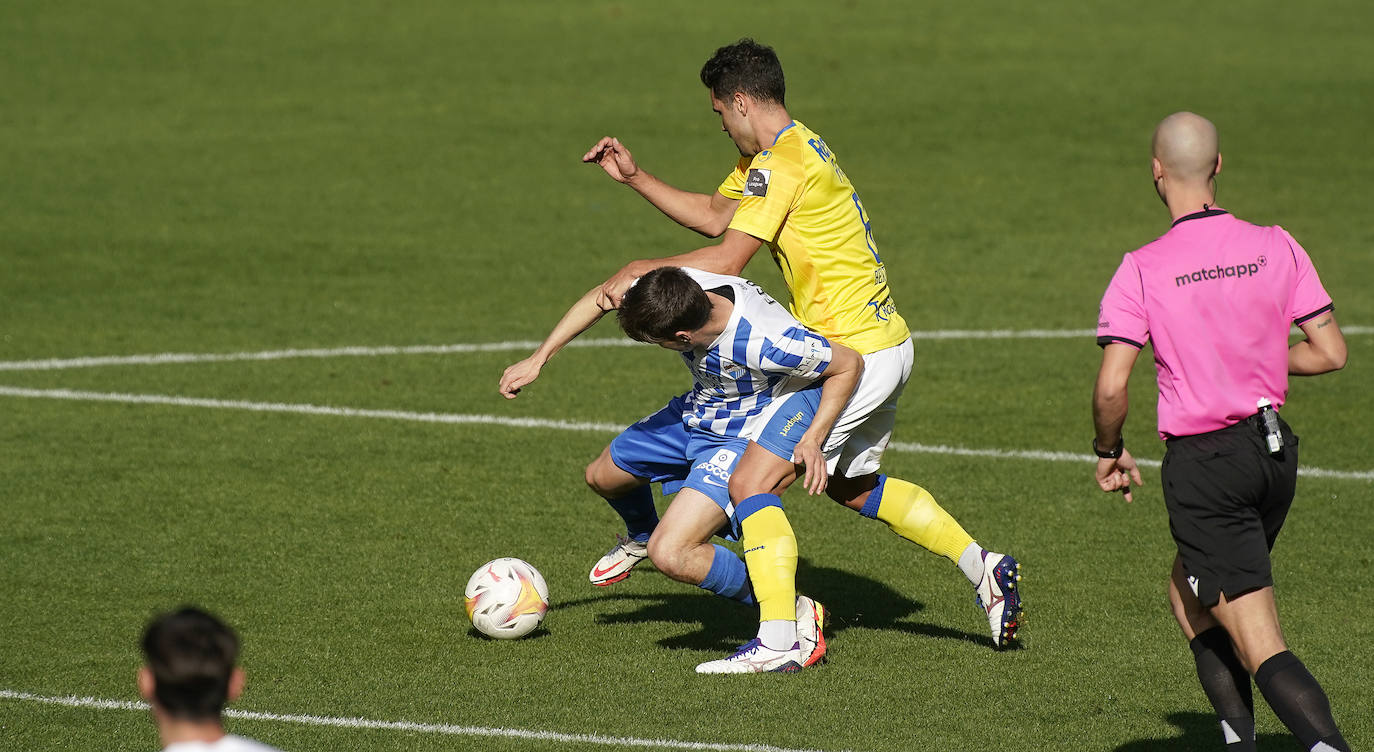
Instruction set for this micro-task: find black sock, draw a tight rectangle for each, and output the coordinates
[1254,651,1349,751]
[1189,627,1255,749]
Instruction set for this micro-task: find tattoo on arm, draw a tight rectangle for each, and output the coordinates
[1316,317,1331,328]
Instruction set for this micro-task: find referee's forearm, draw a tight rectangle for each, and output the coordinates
[1092,386,1129,445]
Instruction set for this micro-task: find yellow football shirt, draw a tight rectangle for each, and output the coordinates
[717,121,909,354]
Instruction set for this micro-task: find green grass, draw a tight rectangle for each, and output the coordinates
[1,1,1371,750]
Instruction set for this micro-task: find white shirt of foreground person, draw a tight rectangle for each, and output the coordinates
[164,734,283,752]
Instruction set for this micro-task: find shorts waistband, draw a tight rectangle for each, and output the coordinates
[1165,411,1284,448]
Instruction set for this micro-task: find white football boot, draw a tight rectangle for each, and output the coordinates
[695,639,803,674]
[588,534,649,586]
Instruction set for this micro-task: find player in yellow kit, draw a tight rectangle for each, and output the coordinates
[582,39,1023,649]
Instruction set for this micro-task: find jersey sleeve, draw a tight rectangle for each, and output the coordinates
[716,157,752,200]
[726,151,803,243]
[1097,253,1149,349]
[760,327,831,380]
[1280,228,1334,325]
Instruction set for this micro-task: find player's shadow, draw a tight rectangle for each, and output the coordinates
[1112,712,1292,751]
[559,557,990,652]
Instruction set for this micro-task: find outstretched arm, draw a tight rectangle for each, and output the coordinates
[499,287,614,399]
[1289,312,1347,375]
[792,343,865,495]
[1092,343,1145,502]
[582,137,739,237]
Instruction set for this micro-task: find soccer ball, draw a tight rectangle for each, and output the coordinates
[464,557,549,639]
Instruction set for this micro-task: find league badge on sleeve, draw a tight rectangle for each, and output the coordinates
[744,168,771,197]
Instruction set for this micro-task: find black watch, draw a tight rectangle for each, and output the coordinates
[1093,437,1124,459]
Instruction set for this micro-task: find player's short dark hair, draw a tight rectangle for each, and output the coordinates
[141,607,240,721]
[617,267,712,344]
[700,38,785,106]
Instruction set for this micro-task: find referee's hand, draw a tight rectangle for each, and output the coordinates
[1096,451,1144,502]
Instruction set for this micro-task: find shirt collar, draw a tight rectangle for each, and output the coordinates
[1171,208,1229,227]
[771,121,796,145]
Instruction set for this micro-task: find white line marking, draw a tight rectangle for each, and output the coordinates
[0,689,853,752]
[0,385,626,433]
[889,441,1371,481]
[2,385,1370,481]
[2,326,1366,371]
[0,339,641,372]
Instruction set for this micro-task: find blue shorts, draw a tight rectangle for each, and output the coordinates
[608,389,822,528]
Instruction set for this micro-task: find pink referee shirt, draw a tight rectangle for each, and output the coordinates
[1097,209,1333,439]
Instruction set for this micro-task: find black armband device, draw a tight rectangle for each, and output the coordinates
[1093,436,1124,459]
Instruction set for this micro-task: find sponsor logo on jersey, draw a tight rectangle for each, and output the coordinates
[744,168,771,197]
[779,410,806,437]
[1174,255,1266,287]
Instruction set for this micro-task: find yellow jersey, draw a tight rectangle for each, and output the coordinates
[717,120,909,354]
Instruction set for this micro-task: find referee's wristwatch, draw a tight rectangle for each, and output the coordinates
[1093,436,1124,459]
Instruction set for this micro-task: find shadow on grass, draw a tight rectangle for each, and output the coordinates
[1113,712,1292,751]
[556,557,992,652]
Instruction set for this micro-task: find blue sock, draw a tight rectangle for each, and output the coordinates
[606,485,657,542]
[859,474,888,519]
[698,544,756,605]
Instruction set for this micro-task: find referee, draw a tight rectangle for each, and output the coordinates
[1092,112,1348,751]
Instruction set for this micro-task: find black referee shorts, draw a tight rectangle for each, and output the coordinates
[1161,414,1299,608]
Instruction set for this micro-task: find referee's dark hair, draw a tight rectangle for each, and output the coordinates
[617,267,712,345]
[700,38,786,106]
[140,607,240,720]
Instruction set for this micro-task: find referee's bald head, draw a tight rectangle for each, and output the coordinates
[1153,112,1220,182]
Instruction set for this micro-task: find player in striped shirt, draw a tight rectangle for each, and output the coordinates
[582,39,1022,648]
[501,267,864,672]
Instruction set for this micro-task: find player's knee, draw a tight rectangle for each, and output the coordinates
[728,465,790,503]
[583,461,605,494]
[727,470,762,504]
[645,535,688,582]
[584,448,625,496]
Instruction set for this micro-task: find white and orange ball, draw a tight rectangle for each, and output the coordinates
[464,558,549,639]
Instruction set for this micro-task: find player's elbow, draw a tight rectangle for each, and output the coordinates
[1325,341,1348,371]
[692,216,730,238]
[1092,382,1128,413]
[1308,339,1348,374]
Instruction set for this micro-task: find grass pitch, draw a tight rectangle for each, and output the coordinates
[1,2,1370,750]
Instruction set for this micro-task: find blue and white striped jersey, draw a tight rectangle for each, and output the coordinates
[672,268,833,440]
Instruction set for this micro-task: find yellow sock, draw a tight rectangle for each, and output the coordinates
[738,498,798,623]
[875,477,975,563]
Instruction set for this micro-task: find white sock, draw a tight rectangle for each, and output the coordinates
[957,542,986,586]
[757,619,796,651]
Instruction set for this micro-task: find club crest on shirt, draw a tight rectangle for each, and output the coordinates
[744,168,771,197]
[721,360,747,380]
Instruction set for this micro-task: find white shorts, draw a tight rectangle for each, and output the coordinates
[822,338,914,478]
